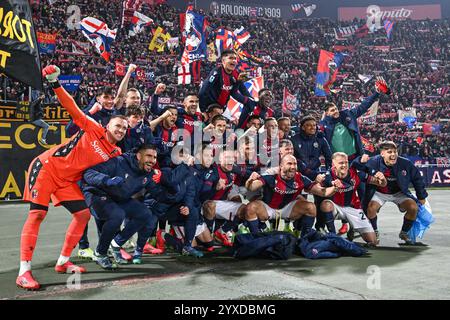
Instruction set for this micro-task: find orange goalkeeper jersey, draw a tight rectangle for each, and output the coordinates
[36,87,122,184]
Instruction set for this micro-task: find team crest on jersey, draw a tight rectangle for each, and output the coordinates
[142,177,148,184]
[402,170,407,176]
[125,174,129,179]
[298,143,302,148]
[313,142,319,148]
[292,182,298,189]
[31,189,38,199]
[346,117,351,123]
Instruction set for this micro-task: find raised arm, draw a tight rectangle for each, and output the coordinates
[114,64,137,110]
[42,65,86,125]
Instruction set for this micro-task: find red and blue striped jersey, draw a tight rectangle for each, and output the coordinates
[259,172,314,209]
[200,164,236,201]
[327,167,362,209]
[376,167,401,194]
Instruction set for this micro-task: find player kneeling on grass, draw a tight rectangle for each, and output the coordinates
[316,152,387,246]
[81,144,161,269]
[354,141,428,244]
[244,154,341,236]
[200,149,247,247]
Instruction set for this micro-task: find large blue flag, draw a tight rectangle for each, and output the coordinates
[181,7,207,64]
[314,50,345,96]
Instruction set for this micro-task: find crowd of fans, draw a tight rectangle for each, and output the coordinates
[1,0,448,161]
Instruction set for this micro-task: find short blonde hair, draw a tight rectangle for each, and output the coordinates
[332,152,348,160]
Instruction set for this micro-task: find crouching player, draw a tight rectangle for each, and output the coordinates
[81,144,161,269]
[317,152,386,246]
[244,154,341,236]
[16,66,127,290]
[357,141,428,244]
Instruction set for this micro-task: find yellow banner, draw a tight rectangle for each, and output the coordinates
[148,27,171,52]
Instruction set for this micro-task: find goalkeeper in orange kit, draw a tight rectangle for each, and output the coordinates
[16,66,128,290]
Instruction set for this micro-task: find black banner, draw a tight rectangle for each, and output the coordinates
[0,121,69,201]
[0,102,71,122]
[0,0,43,90]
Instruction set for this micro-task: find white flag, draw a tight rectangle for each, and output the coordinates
[304,4,317,17]
[178,64,191,85]
[358,74,373,83]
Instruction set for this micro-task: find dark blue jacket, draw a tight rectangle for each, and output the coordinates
[144,164,197,217]
[320,93,379,156]
[290,129,332,180]
[198,66,251,112]
[82,153,190,205]
[82,152,158,204]
[297,230,368,259]
[352,155,428,211]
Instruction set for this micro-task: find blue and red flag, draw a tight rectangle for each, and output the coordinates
[181,6,207,65]
[37,32,57,54]
[80,17,117,62]
[224,76,264,120]
[384,20,395,40]
[215,28,235,57]
[314,50,345,97]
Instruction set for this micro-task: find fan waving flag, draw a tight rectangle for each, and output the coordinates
[80,17,117,62]
[314,50,345,96]
[384,20,395,40]
[129,11,153,36]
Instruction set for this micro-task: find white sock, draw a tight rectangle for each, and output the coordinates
[111,239,120,248]
[19,261,31,276]
[56,255,69,266]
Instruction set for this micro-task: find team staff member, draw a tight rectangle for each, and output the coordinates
[17,66,127,290]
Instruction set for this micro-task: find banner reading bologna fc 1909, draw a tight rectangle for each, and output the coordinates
[0,0,43,90]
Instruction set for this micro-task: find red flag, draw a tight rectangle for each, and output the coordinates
[191,61,201,84]
[282,87,299,115]
[115,61,126,76]
[423,123,433,136]
[135,67,146,81]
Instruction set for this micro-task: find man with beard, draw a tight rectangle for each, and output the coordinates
[81,145,162,268]
[199,50,251,112]
[237,88,275,130]
[201,149,245,247]
[16,66,128,290]
[245,155,341,235]
[357,141,428,244]
[152,105,179,167]
[317,152,385,246]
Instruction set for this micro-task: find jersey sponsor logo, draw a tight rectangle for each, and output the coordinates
[274,186,299,195]
[91,140,110,161]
